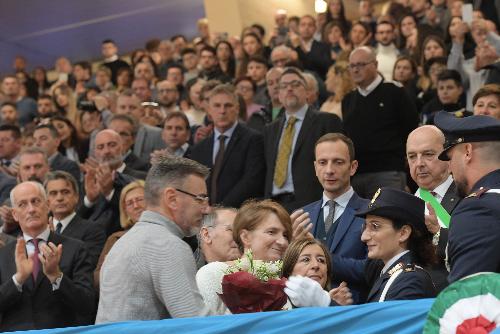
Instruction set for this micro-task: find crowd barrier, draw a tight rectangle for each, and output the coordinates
[11,298,500,334]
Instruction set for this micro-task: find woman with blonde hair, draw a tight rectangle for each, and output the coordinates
[94,180,146,288]
[52,84,78,125]
[320,62,354,119]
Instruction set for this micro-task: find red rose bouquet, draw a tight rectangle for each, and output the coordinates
[218,250,288,314]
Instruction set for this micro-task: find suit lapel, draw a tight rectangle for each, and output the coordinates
[329,206,355,253]
[292,108,314,160]
[33,233,59,291]
[133,126,146,156]
[221,124,241,167]
[441,181,461,214]
[61,215,80,237]
[308,200,323,238]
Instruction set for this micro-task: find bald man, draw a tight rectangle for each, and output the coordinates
[80,130,143,236]
[406,125,462,292]
[343,46,419,198]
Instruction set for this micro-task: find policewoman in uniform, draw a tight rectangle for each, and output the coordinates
[434,111,500,283]
[357,188,437,302]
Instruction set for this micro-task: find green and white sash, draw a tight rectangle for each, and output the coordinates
[419,189,451,228]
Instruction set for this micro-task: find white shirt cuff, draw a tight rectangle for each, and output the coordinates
[11,275,23,292]
[51,273,64,291]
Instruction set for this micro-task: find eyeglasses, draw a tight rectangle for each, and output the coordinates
[175,188,209,204]
[278,80,305,90]
[348,61,375,70]
[361,221,383,234]
[125,196,144,208]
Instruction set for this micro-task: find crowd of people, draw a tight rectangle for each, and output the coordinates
[0,0,500,331]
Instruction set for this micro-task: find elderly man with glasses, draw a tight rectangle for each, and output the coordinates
[342,46,419,199]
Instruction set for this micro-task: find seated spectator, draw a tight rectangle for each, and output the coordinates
[246,56,269,106]
[141,102,164,127]
[156,80,180,116]
[348,21,373,51]
[270,45,296,68]
[234,77,263,120]
[17,147,50,184]
[0,181,95,331]
[37,94,58,122]
[238,33,269,78]
[322,21,349,63]
[1,75,37,127]
[94,180,145,289]
[320,63,353,118]
[198,46,231,83]
[0,102,18,127]
[52,85,78,125]
[357,188,437,302]
[215,41,236,79]
[45,171,105,269]
[392,56,420,108]
[133,61,157,88]
[418,56,448,108]
[51,115,88,163]
[33,124,81,183]
[94,66,114,92]
[72,61,92,95]
[131,78,152,103]
[421,69,471,124]
[32,66,52,97]
[196,207,239,267]
[115,67,133,93]
[184,78,207,127]
[166,64,186,104]
[303,72,320,109]
[472,83,500,118]
[181,48,199,84]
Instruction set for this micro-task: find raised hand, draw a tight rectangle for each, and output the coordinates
[425,203,440,234]
[290,209,313,241]
[39,242,63,283]
[96,163,115,197]
[329,281,353,306]
[84,166,99,203]
[14,238,33,285]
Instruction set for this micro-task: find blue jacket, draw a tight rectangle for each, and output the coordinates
[303,192,369,303]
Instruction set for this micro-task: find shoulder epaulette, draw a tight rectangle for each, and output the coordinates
[403,263,416,273]
[466,187,490,199]
[388,262,404,276]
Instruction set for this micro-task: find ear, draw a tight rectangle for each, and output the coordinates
[200,227,211,244]
[163,187,177,211]
[239,229,251,249]
[350,160,359,177]
[464,143,473,164]
[398,225,412,244]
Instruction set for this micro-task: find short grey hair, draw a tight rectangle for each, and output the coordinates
[302,72,318,93]
[145,155,209,206]
[201,206,238,228]
[19,147,49,164]
[10,181,47,207]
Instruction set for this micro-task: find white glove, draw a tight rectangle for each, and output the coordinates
[284,275,331,307]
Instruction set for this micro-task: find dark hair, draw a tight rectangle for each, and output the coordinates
[248,55,269,67]
[185,77,205,106]
[37,94,53,102]
[420,35,447,67]
[251,23,266,38]
[322,21,347,44]
[315,133,356,161]
[167,63,185,74]
[215,40,236,78]
[392,55,418,82]
[108,114,139,136]
[424,56,448,76]
[44,170,79,197]
[145,38,161,53]
[473,84,500,106]
[34,123,59,138]
[0,124,21,139]
[1,102,16,110]
[102,39,115,45]
[171,34,187,43]
[376,20,395,31]
[50,115,79,149]
[282,238,332,289]
[392,219,437,268]
[181,47,197,57]
[280,67,307,85]
[164,111,190,130]
[325,0,349,28]
[200,45,217,56]
[234,76,257,93]
[437,69,462,86]
[135,55,159,79]
[74,61,92,73]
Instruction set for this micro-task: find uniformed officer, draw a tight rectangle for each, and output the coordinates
[434,111,500,283]
[356,187,437,302]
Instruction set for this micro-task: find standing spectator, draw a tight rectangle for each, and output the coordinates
[161,111,191,157]
[1,76,37,127]
[215,41,236,79]
[0,103,18,126]
[264,67,342,212]
[181,48,199,84]
[320,63,354,119]
[342,47,418,198]
[246,56,269,106]
[96,156,212,322]
[101,39,131,85]
[198,46,231,83]
[291,15,332,80]
[375,21,399,81]
[157,40,178,80]
[325,0,352,36]
[234,77,263,120]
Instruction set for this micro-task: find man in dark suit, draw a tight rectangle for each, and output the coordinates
[189,84,265,207]
[300,133,368,304]
[264,67,343,212]
[80,129,141,236]
[45,171,105,269]
[33,124,81,183]
[406,125,462,292]
[0,172,16,204]
[161,111,192,157]
[0,182,95,331]
[291,15,332,80]
[107,114,150,172]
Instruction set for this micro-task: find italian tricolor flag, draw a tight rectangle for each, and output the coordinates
[424,273,500,333]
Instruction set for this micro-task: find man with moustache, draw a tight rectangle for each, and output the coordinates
[406,125,462,292]
[264,67,342,212]
[435,112,500,282]
[96,156,213,322]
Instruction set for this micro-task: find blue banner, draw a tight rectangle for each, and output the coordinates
[10,299,435,334]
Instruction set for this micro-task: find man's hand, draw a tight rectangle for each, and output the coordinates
[290,209,313,240]
[0,205,18,233]
[84,166,99,203]
[425,203,440,235]
[329,281,353,306]
[96,163,115,197]
[14,238,33,285]
[194,124,213,144]
[39,242,63,283]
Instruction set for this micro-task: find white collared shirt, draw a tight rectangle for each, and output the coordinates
[381,250,410,275]
[357,74,383,97]
[415,174,454,227]
[52,212,76,234]
[104,55,118,63]
[301,39,314,53]
[321,187,354,223]
[174,143,189,157]
[212,122,238,164]
[272,104,309,195]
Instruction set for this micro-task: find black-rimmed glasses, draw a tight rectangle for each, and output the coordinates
[175,188,209,203]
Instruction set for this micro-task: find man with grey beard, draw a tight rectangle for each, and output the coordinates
[78,129,144,236]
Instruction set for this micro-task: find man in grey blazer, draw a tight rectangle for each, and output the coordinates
[406,125,463,292]
[96,155,212,323]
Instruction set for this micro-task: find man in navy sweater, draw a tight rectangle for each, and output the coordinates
[342,46,419,198]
